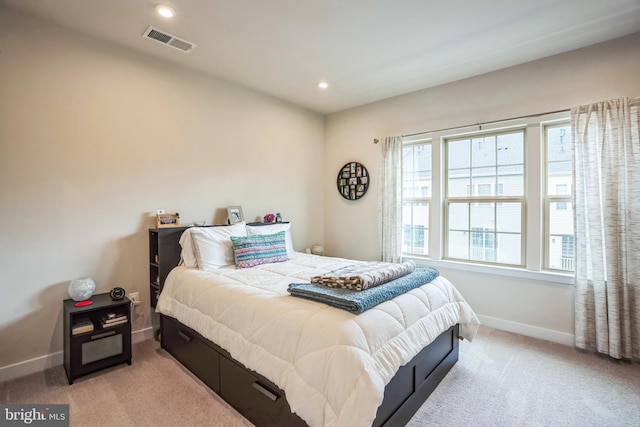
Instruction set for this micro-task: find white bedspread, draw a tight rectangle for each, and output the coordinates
[156,253,480,427]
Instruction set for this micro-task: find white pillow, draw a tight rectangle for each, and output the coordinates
[179,229,198,268]
[246,222,294,254]
[188,222,247,271]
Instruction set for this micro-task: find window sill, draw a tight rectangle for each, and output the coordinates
[403,256,575,285]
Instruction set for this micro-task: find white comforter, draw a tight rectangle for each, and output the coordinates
[156,253,480,427]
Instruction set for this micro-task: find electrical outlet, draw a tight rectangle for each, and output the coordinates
[129,292,140,306]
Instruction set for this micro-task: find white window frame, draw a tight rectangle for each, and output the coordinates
[399,112,573,283]
[443,127,526,267]
[402,137,432,257]
[543,120,574,272]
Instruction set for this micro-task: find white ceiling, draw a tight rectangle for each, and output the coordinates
[3,0,640,114]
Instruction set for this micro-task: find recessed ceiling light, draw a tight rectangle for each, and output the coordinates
[318,81,329,90]
[155,4,175,18]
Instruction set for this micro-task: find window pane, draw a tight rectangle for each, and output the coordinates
[402,202,429,255]
[448,139,470,169]
[496,233,521,265]
[497,132,524,165]
[496,203,521,233]
[497,165,524,196]
[546,126,571,162]
[448,203,469,230]
[448,230,469,259]
[471,228,495,262]
[470,203,495,230]
[472,136,496,167]
[448,170,471,197]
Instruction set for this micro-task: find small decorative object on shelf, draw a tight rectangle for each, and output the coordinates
[311,245,325,256]
[68,277,96,305]
[275,212,282,223]
[227,206,244,224]
[156,211,181,228]
[263,213,275,223]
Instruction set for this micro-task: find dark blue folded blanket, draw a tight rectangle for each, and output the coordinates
[288,267,440,314]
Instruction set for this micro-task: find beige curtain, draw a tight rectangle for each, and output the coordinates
[377,136,403,262]
[572,96,640,360]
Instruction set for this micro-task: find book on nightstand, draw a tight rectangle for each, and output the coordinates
[71,319,94,335]
[101,313,127,324]
[101,318,128,328]
[101,313,128,328]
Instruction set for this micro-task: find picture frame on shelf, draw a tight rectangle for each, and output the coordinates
[227,206,244,224]
[156,212,180,228]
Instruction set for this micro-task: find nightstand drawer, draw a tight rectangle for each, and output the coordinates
[72,324,131,371]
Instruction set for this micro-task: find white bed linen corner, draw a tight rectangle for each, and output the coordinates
[156,252,480,427]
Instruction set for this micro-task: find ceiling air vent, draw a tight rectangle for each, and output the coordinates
[143,26,196,53]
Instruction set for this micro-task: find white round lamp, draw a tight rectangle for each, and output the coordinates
[68,277,96,304]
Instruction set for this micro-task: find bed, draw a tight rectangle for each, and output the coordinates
[155,223,480,427]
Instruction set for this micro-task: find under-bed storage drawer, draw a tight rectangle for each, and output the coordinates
[374,358,414,426]
[415,325,458,387]
[220,356,306,427]
[161,316,220,393]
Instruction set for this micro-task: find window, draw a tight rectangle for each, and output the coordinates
[445,130,524,266]
[398,112,572,275]
[545,123,574,271]
[402,141,431,255]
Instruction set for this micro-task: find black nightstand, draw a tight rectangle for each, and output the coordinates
[63,293,132,384]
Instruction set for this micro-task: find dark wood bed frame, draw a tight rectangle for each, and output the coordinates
[152,226,460,426]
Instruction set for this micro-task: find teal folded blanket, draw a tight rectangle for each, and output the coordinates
[288,267,440,314]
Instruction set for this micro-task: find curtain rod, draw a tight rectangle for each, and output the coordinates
[373,108,570,143]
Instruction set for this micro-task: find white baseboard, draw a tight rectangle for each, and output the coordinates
[478,314,575,346]
[0,327,154,383]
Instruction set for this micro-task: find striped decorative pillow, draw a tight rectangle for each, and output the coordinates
[230,231,288,268]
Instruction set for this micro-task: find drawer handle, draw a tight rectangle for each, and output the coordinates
[178,331,192,342]
[91,330,116,340]
[252,382,278,402]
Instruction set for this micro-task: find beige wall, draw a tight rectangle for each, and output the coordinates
[324,32,640,342]
[1,2,639,373]
[0,8,324,368]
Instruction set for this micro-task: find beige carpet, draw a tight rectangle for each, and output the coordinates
[407,327,640,427]
[2,326,638,426]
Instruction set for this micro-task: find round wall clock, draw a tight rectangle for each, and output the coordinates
[337,161,369,200]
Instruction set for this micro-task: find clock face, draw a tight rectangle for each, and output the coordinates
[337,162,369,200]
[110,287,125,300]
